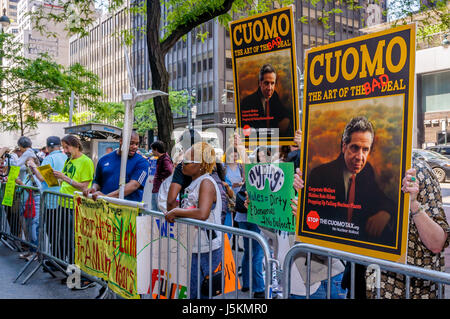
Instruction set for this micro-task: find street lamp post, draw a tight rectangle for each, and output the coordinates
[120,42,168,200]
[187,87,197,129]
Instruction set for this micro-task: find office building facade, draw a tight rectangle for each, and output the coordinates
[70,1,367,142]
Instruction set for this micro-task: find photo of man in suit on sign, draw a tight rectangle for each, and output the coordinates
[303,116,396,246]
[240,64,292,137]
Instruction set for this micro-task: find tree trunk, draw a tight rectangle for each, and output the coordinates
[147,0,174,152]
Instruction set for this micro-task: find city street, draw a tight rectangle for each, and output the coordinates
[0,245,99,299]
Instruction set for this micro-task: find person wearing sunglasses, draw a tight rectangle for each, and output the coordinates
[164,142,223,299]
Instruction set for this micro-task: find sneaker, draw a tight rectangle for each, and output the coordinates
[19,251,32,259]
[25,253,36,262]
[95,286,107,299]
[72,280,96,290]
[253,291,265,299]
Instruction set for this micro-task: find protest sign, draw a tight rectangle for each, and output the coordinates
[296,24,416,263]
[74,194,140,299]
[2,166,20,207]
[137,216,192,299]
[222,234,241,294]
[37,164,58,187]
[245,162,295,232]
[229,6,299,145]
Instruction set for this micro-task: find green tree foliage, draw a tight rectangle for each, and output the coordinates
[50,89,187,135]
[0,33,101,136]
[28,0,290,148]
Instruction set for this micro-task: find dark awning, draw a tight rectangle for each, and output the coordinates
[64,123,122,140]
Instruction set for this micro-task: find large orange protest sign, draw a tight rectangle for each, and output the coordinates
[296,24,416,263]
[222,234,241,294]
[74,194,139,299]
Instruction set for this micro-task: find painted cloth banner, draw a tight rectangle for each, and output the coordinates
[137,215,192,299]
[246,162,295,232]
[1,166,20,207]
[136,216,241,298]
[229,6,299,145]
[74,194,139,299]
[297,24,416,263]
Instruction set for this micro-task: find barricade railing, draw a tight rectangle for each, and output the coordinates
[282,242,450,299]
[12,190,109,287]
[0,183,40,253]
[1,185,275,299]
[138,206,275,299]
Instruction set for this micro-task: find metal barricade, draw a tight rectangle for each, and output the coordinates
[0,184,40,253]
[282,242,450,299]
[138,207,276,299]
[13,190,108,288]
[1,186,275,299]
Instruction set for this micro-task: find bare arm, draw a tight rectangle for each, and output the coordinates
[167,182,182,211]
[402,168,448,253]
[165,179,216,222]
[104,180,141,198]
[28,164,45,183]
[53,170,91,192]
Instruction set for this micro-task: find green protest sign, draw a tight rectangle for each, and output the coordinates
[245,162,295,232]
[2,166,20,207]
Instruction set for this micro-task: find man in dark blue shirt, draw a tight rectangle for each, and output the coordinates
[84,131,149,202]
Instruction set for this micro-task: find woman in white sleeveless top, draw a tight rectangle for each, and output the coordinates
[164,142,222,299]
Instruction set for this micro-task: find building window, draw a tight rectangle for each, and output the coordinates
[226,57,232,69]
[208,57,213,70]
[226,82,234,100]
[421,70,450,113]
[208,85,213,101]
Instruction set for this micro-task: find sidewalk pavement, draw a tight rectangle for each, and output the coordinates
[0,243,99,299]
[2,183,450,299]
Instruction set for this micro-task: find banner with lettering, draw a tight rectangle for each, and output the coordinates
[136,216,242,298]
[245,162,295,232]
[137,215,192,299]
[1,166,20,207]
[297,24,416,263]
[74,195,139,299]
[229,6,299,145]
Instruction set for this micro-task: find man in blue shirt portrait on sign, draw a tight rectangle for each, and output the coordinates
[84,131,149,202]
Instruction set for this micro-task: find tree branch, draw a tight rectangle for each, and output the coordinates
[160,0,235,55]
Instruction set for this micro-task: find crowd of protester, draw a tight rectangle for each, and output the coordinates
[0,124,449,300]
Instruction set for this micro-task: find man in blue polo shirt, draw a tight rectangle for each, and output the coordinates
[84,131,149,202]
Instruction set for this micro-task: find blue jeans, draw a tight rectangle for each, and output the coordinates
[25,194,40,250]
[238,221,265,293]
[190,248,222,299]
[289,273,347,299]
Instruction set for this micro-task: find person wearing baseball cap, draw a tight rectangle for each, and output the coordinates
[26,135,67,272]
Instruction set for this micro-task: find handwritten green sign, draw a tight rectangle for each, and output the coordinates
[245,162,296,232]
[2,166,20,207]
